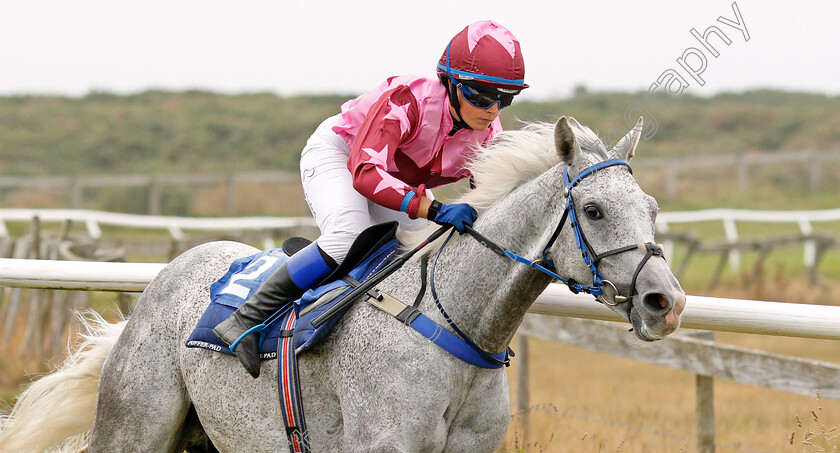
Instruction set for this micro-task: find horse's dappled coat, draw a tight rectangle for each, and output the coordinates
[0,117,684,453]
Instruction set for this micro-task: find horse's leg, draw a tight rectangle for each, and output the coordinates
[88,256,202,452]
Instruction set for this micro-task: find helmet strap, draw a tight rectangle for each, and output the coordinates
[442,41,473,134]
[443,80,472,134]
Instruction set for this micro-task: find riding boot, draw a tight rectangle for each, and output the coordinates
[213,242,336,378]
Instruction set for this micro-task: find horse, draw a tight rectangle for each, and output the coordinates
[0,116,685,452]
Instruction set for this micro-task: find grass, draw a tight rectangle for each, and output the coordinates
[494,263,840,453]
[499,334,840,453]
[3,281,839,452]
[790,393,840,452]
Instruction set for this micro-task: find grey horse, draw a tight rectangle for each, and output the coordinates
[0,116,685,452]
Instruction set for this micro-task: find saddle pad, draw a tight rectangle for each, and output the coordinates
[185,238,400,359]
[186,248,291,359]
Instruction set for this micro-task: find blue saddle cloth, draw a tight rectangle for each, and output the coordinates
[185,238,400,359]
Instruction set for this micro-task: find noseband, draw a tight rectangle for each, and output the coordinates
[466,159,664,306]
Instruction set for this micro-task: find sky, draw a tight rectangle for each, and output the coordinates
[0,0,838,101]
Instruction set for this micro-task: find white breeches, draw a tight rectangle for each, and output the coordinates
[299,115,431,264]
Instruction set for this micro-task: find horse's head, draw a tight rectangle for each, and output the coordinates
[548,116,685,340]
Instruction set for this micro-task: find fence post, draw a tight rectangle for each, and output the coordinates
[722,217,740,272]
[695,331,716,453]
[516,334,531,442]
[799,219,816,270]
[20,216,44,362]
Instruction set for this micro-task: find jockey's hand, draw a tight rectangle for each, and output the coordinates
[430,201,477,233]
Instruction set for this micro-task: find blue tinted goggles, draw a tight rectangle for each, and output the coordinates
[451,77,518,109]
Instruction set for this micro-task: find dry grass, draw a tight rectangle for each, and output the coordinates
[497,276,840,453]
[788,393,840,452]
[2,277,840,452]
[498,335,840,453]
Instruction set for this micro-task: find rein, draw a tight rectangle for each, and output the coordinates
[466,158,665,306]
[426,159,665,368]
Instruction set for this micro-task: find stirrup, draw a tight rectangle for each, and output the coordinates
[228,324,266,353]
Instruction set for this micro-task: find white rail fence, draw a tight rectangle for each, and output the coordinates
[656,207,840,273]
[2,207,838,279]
[0,258,838,452]
[0,259,837,338]
[0,208,317,243]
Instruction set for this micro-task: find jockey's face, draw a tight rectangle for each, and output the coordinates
[452,89,501,131]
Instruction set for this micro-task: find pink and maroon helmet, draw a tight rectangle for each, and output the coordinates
[436,20,528,93]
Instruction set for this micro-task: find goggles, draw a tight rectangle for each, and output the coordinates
[452,78,518,109]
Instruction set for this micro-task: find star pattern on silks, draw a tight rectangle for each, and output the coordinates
[362,144,389,168]
[362,144,409,195]
[383,98,412,139]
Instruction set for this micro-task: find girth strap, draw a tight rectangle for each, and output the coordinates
[276,310,310,453]
[366,288,509,369]
[344,272,507,368]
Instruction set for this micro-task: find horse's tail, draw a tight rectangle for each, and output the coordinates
[0,311,127,453]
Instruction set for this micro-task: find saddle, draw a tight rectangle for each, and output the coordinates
[185,222,400,358]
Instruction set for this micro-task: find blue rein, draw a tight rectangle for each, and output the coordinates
[466,159,635,298]
[424,158,664,368]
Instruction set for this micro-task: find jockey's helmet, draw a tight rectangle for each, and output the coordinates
[436,20,528,95]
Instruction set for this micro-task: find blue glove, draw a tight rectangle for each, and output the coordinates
[430,201,477,233]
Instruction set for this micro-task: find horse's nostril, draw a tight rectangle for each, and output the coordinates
[641,292,670,313]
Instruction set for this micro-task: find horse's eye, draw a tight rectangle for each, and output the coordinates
[584,204,602,219]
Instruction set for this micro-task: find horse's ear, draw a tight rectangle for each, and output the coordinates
[554,117,579,165]
[611,117,643,161]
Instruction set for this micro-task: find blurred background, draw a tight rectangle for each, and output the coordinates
[1,1,839,451]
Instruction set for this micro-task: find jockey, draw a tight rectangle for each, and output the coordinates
[214,20,528,378]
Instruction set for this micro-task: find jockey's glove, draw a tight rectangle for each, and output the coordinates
[429,201,477,233]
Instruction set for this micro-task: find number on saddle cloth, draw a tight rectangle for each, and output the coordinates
[185,221,400,359]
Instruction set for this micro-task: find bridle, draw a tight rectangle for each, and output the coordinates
[427,158,665,367]
[463,158,665,306]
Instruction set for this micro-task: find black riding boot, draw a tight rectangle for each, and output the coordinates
[213,242,335,378]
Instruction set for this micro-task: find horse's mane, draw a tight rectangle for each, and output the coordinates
[456,118,607,210]
[454,122,560,211]
[399,118,604,251]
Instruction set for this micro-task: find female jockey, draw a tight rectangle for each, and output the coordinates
[214,20,528,378]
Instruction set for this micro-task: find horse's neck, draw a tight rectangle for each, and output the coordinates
[424,167,565,353]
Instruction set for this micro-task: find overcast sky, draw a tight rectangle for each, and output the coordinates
[0,0,837,100]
